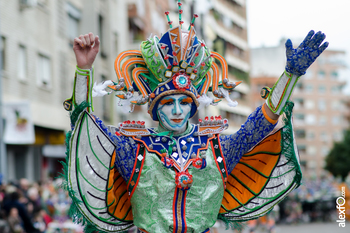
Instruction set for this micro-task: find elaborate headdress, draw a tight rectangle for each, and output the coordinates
[108,0,241,121]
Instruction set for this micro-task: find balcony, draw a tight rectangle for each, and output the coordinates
[225,53,250,73]
[215,0,247,19]
[208,15,248,52]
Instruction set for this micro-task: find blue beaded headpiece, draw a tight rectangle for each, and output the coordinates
[109,0,241,121]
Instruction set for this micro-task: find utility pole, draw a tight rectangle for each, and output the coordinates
[0,3,7,183]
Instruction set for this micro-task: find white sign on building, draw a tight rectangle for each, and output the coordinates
[3,102,35,144]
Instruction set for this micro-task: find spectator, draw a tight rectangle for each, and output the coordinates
[3,187,39,233]
[7,207,24,233]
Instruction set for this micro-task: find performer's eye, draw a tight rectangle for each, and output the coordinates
[180,97,193,105]
[160,99,174,105]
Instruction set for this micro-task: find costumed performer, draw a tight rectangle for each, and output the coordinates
[61,5,328,233]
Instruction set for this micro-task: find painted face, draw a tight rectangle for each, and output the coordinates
[157,94,193,134]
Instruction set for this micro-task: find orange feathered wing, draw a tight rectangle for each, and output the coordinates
[220,128,301,221]
[106,152,133,221]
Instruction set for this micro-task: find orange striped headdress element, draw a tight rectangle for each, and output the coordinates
[109,1,241,120]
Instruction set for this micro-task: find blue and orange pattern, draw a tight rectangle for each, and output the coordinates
[219,105,277,174]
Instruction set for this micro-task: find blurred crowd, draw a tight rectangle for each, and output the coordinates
[0,175,348,233]
[243,175,350,233]
[0,178,80,233]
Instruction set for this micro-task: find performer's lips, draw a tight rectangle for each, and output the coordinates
[171,119,183,123]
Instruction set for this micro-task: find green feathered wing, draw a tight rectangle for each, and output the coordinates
[64,110,133,233]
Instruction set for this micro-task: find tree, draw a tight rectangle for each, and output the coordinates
[325,130,350,181]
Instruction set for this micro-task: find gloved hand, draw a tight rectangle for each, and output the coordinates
[285,30,328,76]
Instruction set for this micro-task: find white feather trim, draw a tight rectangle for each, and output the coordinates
[92,80,113,97]
[197,94,213,110]
[220,88,238,107]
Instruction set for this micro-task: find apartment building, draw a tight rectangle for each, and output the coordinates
[205,0,251,134]
[0,0,132,182]
[250,40,349,177]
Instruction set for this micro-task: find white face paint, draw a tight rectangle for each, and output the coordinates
[157,94,193,135]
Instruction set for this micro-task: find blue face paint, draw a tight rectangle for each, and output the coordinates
[157,94,192,134]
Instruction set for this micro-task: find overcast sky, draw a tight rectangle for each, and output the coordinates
[246,0,350,93]
[247,0,350,52]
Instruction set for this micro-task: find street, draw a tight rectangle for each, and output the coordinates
[215,222,349,233]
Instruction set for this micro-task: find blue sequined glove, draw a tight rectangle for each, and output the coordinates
[285,30,329,76]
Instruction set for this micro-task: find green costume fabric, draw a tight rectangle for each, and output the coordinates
[131,147,224,232]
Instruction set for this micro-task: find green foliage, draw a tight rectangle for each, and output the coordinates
[325,130,350,181]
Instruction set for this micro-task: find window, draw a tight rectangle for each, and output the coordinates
[305,84,313,93]
[332,100,340,110]
[295,129,306,139]
[305,100,314,109]
[18,45,27,81]
[319,116,327,125]
[294,113,305,125]
[297,145,306,153]
[331,86,341,94]
[320,132,328,141]
[307,131,315,140]
[317,70,326,79]
[318,85,326,94]
[305,114,316,125]
[222,16,233,29]
[99,14,107,57]
[295,82,303,92]
[66,3,81,43]
[332,116,339,125]
[318,100,326,111]
[37,54,51,88]
[321,146,329,157]
[307,146,317,156]
[331,71,338,80]
[1,36,6,71]
[293,98,304,109]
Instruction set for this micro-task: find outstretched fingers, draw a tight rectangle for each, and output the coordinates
[318,41,329,54]
[309,31,326,49]
[313,32,326,48]
[299,30,315,49]
[285,39,294,57]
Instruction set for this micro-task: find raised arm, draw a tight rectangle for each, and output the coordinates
[266,30,328,115]
[63,33,137,181]
[221,30,328,174]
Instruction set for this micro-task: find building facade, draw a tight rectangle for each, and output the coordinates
[0,0,134,182]
[250,41,349,177]
[203,0,251,134]
[0,0,251,182]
